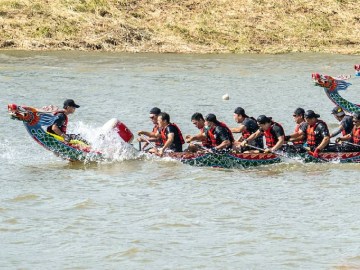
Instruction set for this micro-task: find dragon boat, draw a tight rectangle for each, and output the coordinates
[8,104,134,162]
[8,103,360,167]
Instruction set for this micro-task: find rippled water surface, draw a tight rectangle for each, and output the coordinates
[1,51,360,269]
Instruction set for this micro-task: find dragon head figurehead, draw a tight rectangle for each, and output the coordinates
[8,104,58,127]
[312,73,338,92]
[8,104,40,126]
[312,73,352,93]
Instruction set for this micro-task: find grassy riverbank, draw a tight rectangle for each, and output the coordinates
[1,0,359,54]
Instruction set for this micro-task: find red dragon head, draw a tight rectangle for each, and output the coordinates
[311,73,338,92]
[8,104,40,126]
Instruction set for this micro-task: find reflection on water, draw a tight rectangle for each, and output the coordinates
[1,51,360,269]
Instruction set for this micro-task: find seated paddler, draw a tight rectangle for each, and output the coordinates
[329,106,354,139]
[138,112,184,156]
[334,112,360,151]
[283,107,308,153]
[204,113,234,151]
[137,107,163,150]
[230,107,264,151]
[241,115,285,153]
[46,99,81,142]
[185,112,211,152]
[303,110,330,157]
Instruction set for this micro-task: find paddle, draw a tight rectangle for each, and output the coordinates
[245,144,292,159]
[342,141,360,149]
[140,135,157,149]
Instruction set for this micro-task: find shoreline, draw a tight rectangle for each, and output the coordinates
[1,0,360,55]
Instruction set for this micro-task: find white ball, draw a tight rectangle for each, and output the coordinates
[222,93,230,100]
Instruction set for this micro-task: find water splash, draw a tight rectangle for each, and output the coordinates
[70,121,142,163]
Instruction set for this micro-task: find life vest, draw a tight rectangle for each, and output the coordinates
[207,122,234,147]
[160,123,185,145]
[241,128,251,139]
[352,126,360,144]
[293,123,305,145]
[306,120,328,147]
[200,127,212,147]
[46,111,68,134]
[263,122,284,148]
[152,124,163,146]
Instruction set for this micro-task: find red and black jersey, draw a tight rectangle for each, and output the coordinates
[47,111,68,134]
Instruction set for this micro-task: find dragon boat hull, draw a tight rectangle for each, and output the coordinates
[164,150,360,168]
[169,151,281,168]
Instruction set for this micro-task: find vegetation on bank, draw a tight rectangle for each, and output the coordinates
[0,0,359,54]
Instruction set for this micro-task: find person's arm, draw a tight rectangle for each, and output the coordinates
[186,133,206,143]
[49,114,66,138]
[241,129,260,146]
[215,140,231,150]
[138,130,161,139]
[230,124,245,134]
[158,132,174,156]
[330,125,344,138]
[270,136,285,152]
[335,134,351,143]
[316,136,330,151]
[51,124,64,137]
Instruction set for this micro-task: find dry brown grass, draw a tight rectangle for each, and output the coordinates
[0,0,359,53]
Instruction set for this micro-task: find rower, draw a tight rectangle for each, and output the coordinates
[303,110,330,157]
[204,113,234,151]
[47,99,80,142]
[329,106,354,138]
[335,113,360,151]
[185,112,211,152]
[241,115,285,153]
[230,107,264,151]
[139,112,184,156]
[137,107,163,150]
[284,107,308,153]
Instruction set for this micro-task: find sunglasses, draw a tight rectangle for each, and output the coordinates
[149,115,156,119]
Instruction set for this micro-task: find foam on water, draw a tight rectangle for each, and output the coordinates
[70,121,143,163]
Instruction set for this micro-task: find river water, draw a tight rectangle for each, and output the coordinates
[1,51,360,269]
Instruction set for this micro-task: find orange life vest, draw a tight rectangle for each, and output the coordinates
[306,120,327,147]
[352,126,360,144]
[160,123,185,145]
[263,122,284,148]
[293,123,305,145]
[207,122,234,147]
[152,124,163,146]
[200,127,212,147]
[46,111,68,134]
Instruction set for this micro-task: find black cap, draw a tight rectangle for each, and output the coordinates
[234,107,247,116]
[304,110,320,119]
[331,106,345,116]
[257,115,272,124]
[293,107,305,116]
[149,107,161,115]
[63,99,80,108]
[353,113,360,121]
[205,113,217,122]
